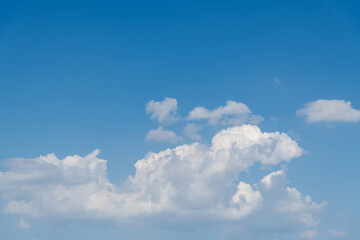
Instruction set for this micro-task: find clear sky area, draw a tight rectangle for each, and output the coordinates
[0,1,359,239]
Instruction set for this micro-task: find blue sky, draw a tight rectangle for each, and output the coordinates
[0,0,359,239]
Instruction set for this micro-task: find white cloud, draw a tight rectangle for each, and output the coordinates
[184,123,202,141]
[300,229,318,239]
[17,218,30,229]
[297,99,360,123]
[0,125,325,238]
[329,230,347,237]
[146,97,179,124]
[146,127,183,143]
[187,100,263,125]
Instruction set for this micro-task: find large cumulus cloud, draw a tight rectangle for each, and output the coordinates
[0,125,325,237]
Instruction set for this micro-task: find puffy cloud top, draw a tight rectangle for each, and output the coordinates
[297,99,360,123]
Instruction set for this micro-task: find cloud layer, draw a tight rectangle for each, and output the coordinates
[297,99,360,123]
[0,125,325,237]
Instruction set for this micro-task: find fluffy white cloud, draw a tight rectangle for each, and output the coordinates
[0,125,325,237]
[146,97,179,124]
[329,230,347,237]
[188,100,263,125]
[297,99,360,123]
[17,218,30,229]
[146,127,183,143]
[184,123,202,141]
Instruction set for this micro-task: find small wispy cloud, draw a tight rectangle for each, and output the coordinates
[300,229,317,239]
[17,218,30,229]
[275,77,281,86]
[184,123,202,141]
[146,127,182,143]
[270,116,278,122]
[329,230,347,237]
[187,100,263,125]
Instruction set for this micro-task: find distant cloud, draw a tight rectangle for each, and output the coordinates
[270,116,278,122]
[187,100,263,125]
[275,77,281,86]
[300,229,318,239]
[146,97,179,124]
[146,127,182,143]
[297,99,360,123]
[184,123,202,141]
[329,230,347,237]
[17,218,30,229]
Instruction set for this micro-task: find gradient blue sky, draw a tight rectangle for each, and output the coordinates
[0,1,359,239]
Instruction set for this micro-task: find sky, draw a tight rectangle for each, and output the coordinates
[0,0,360,239]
